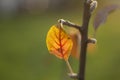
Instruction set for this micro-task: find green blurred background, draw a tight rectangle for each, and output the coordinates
[0,0,120,80]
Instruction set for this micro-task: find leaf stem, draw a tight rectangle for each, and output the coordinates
[65,60,78,80]
[65,60,74,74]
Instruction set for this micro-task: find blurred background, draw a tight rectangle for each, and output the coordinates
[0,0,120,80]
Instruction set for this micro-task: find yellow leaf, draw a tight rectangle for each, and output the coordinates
[46,25,73,60]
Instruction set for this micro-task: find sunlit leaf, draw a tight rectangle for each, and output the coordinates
[46,25,73,60]
[93,4,119,32]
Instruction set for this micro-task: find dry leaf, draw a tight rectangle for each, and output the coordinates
[69,29,81,59]
[94,4,119,31]
[46,25,73,60]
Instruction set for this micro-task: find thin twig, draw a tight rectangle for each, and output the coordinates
[58,0,97,80]
[58,19,83,33]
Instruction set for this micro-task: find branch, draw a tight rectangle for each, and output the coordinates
[78,0,95,80]
[57,1,97,80]
[58,19,82,33]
